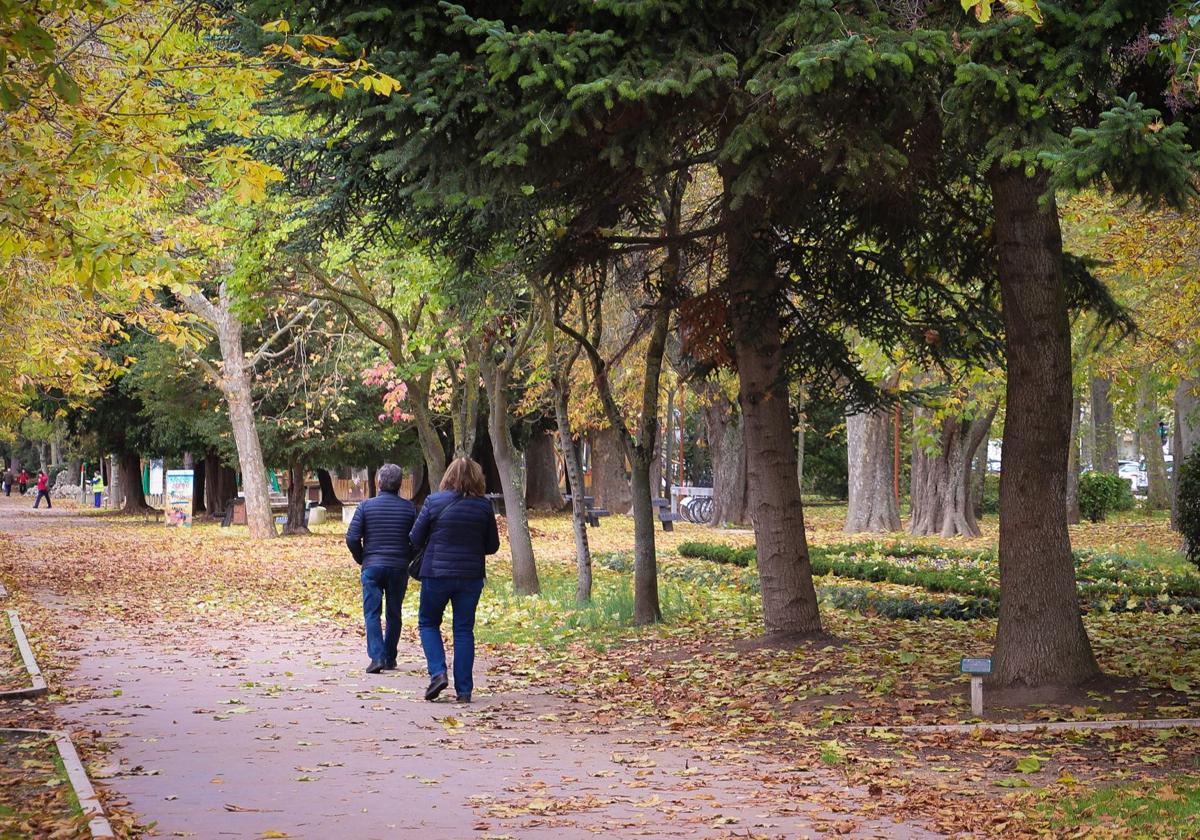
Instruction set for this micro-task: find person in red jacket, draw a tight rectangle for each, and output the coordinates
[33,471,51,509]
[17,470,28,495]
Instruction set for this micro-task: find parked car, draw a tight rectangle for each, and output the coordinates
[1117,460,1143,494]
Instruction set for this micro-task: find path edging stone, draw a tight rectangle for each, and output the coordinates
[3,610,47,699]
[874,717,1200,735]
[1,727,114,838]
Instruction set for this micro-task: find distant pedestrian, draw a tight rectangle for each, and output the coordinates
[410,457,499,704]
[2,468,11,496]
[17,469,28,495]
[33,471,51,509]
[92,471,104,508]
[345,463,416,674]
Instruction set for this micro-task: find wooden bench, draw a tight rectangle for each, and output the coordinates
[652,498,683,532]
[565,494,610,528]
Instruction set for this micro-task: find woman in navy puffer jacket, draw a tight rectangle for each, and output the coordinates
[410,457,500,703]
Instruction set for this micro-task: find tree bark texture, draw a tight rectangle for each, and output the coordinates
[1091,375,1119,473]
[524,430,565,511]
[316,468,341,507]
[480,353,540,596]
[909,404,996,538]
[1066,392,1082,524]
[284,462,309,535]
[1137,377,1171,510]
[410,380,447,493]
[845,406,901,533]
[723,186,822,638]
[989,168,1099,686]
[553,380,593,603]
[118,451,151,514]
[192,458,207,515]
[192,288,277,539]
[701,388,748,526]
[591,425,632,513]
[204,454,230,516]
[1173,376,1199,528]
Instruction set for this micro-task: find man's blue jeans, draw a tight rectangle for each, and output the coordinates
[361,565,408,663]
[418,576,485,697]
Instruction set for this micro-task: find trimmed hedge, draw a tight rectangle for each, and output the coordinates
[676,542,754,567]
[819,586,996,621]
[677,540,1200,608]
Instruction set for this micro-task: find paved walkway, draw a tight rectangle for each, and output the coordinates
[1,498,940,838]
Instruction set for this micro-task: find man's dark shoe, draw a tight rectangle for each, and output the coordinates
[384,659,397,671]
[366,659,385,674]
[424,672,449,701]
[455,694,471,704]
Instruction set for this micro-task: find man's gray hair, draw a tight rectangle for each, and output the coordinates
[377,463,403,493]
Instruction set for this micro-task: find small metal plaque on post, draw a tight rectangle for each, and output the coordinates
[960,657,992,675]
[960,657,991,717]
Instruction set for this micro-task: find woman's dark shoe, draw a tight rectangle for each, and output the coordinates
[366,659,385,674]
[455,694,471,704]
[424,672,449,701]
[384,659,397,671]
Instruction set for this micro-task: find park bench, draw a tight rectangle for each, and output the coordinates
[652,497,682,532]
[564,494,610,527]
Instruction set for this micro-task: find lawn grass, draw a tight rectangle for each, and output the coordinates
[0,616,27,693]
[1044,775,1200,839]
[0,730,83,839]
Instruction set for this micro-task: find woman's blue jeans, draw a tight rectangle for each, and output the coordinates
[418,576,485,696]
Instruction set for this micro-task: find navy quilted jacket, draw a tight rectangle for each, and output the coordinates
[409,491,499,579]
[345,491,417,568]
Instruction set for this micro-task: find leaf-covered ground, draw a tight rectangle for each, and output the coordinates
[0,497,1197,837]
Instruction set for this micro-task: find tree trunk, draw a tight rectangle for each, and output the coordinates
[409,373,447,491]
[480,353,540,596]
[723,183,822,638]
[204,454,232,516]
[1173,376,1199,528]
[450,343,481,458]
[118,451,151,514]
[316,468,341,507]
[591,425,631,513]
[192,458,207,515]
[524,429,565,511]
[1066,392,1082,524]
[223,380,276,538]
[972,432,988,519]
[1137,377,1171,510]
[845,406,902,533]
[553,380,592,603]
[1091,375,1119,473]
[50,436,61,467]
[989,168,1098,686]
[796,394,806,494]
[702,389,748,526]
[910,403,996,538]
[284,461,309,535]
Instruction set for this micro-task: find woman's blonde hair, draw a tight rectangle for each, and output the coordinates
[439,457,487,497]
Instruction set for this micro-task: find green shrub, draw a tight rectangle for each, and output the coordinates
[1179,449,1200,570]
[1079,472,1130,522]
[676,542,754,567]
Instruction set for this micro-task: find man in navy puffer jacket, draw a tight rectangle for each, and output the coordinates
[410,457,500,702]
[345,463,416,674]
